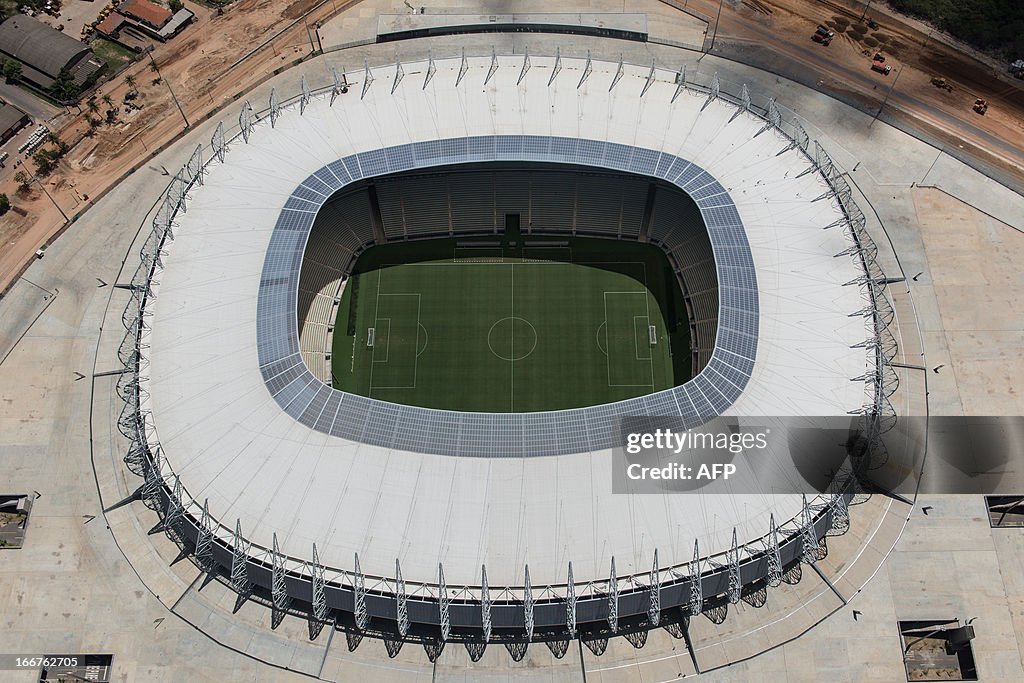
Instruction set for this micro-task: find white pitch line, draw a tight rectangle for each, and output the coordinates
[367,267,383,396]
[642,263,656,392]
[510,262,515,412]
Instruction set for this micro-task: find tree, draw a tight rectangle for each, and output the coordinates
[45,132,68,156]
[2,59,21,83]
[14,171,31,192]
[101,94,113,107]
[169,0,183,12]
[0,194,9,216]
[86,98,100,115]
[125,74,137,93]
[47,69,80,101]
[32,148,60,176]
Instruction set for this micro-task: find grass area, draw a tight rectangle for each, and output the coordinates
[91,38,137,72]
[331,229,691,413]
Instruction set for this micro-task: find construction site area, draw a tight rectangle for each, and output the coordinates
[0,0,1019,298]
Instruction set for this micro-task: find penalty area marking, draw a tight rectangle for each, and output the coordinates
[633,316,652,361]
[369,293,421,391]
[371,319,391,361]
[603,291,656,389]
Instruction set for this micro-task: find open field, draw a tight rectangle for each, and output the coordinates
[332,235,691,412]
[90,38,138,72]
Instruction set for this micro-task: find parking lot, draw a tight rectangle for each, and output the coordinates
[27,0,106,41]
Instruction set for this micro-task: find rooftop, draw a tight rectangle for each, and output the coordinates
[0,101,29,133]
[0,15,92,82]
[95,13,126,37]
[120,0,172,29]
[143,56,867,588]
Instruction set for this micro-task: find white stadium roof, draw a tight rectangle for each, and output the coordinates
[141,56,867,589]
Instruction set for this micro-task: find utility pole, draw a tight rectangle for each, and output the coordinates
[28,169,69,222]
[149,55,189,129]
[304,17,317,53]
[872,63,904,125]
[859,0,874,23]
[313,21,324,53]
[709,0,726,53]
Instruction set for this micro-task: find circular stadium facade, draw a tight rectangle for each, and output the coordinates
[118,55,885,657]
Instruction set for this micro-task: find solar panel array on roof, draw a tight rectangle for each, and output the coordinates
[257,135,757,457]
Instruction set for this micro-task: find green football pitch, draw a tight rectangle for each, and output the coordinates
[331,235,690,412]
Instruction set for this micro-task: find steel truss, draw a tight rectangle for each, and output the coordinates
[424,50,435,89]
[485,48,498,86]
[672,65,686,103]
[269,88,280,127]
[392,58,405,94]
[518,48,531,86]
[648,549,661,626]
[239,101,253,142]
[271,533,291,619]
[230,519,251,595]
[609,55,624,92]
[300,75,311,114]
[578,50,592,89]
[310,544,327,624]
[194,499,214,572]
[730,83,750,122]
[438,563,450,641]
[641,60,655,97]
[480,565,492,641]
[330,66,347,105]
[607,557,619,632]
[212,122,226,162]
[361,60,373,100]
[524,565,534,641]
[456,48,468,87]
[548,47,561,86]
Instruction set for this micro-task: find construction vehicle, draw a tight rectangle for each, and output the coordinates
[1010,60,1024,79]
[973,98,988,115]
[812,25,834,46]
[871,59,892,75]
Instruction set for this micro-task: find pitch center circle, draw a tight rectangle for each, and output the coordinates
[487,317,538,362]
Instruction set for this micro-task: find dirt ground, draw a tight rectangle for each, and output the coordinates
[1,0,1022,296]
[0,0,357,296]
[698,0,1024,170]
[764,0,1022,157]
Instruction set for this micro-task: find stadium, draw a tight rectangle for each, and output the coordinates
[115,53,897,663]
[10,0,1024,677]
